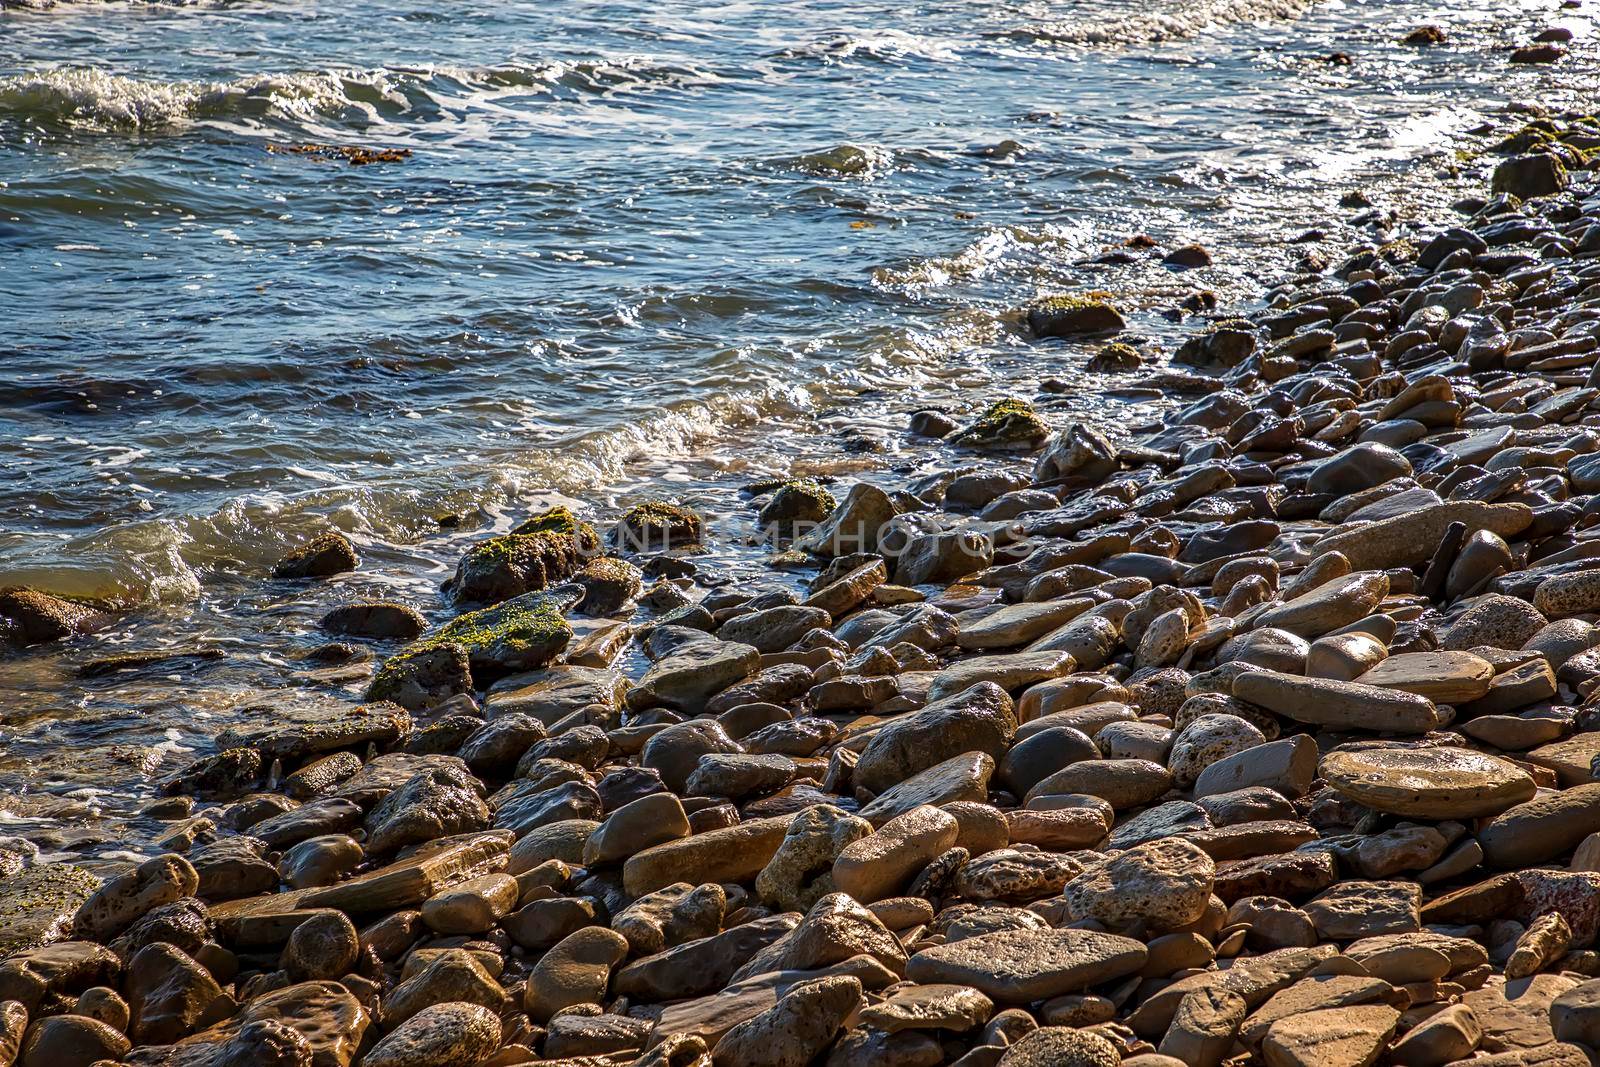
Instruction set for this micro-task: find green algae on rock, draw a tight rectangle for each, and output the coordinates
[1026,294,1126,339]
[609,501,705,552]
[757,480,838,538]
[1491,151,1570,199]
[0,864,102,956]
[741,476,808,496]
[371,591,574,705]
[510,505,601,550]
[948,398,1050,453]
[450,531,588,607]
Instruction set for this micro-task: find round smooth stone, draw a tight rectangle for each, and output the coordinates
[1320,746,1535,819]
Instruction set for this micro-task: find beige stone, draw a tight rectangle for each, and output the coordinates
[1310,501,1531,571]
[832,806,958,905]
[362,1003,502,1067]
[1260,1004,1399,1067]
[905,928,1146,1003]
[1158,987,1245,1067]
[1305,632,1388,681]
[1232,670,1438,733]
[1061,838,1215,932]
[623,817,790,897]
[1389,1003,1481,1067]
[1354,651,1495,703]
[420,873,519,935]
[524,927,629,1023]
[1255,571,1389,638]
[1319,746,1535,819]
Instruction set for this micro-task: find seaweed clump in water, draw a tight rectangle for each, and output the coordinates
[267,143,414,166]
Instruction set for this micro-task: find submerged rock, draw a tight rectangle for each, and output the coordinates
[272,531,359,580]
[0,589,114,646]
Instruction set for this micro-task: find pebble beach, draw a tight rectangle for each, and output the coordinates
[11,2,1600,1067]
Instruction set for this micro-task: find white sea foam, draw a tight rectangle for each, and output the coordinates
[777,29,964,65]
[0,67,404,129]
[0,59,718,132]
[0,380,812,605]
[1017,0,1317,45]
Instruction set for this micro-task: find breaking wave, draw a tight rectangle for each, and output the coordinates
[1011,0,1316,45]
[0,58,729,132]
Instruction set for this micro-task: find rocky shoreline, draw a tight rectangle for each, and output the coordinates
[9,109,1600,1067]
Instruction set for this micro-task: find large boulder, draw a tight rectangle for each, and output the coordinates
[1027,295,1126,338]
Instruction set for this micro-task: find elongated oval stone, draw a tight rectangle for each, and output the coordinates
[1232,671,1438,734]
[1479,782,1600,868]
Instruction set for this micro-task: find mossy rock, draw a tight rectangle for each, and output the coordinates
[0,863,102,955]
[1491,152,1569,199]
[451,528,589,607]
[947,398,1051,452]
[160,747,265,800]
[1027,294,1126,339]
[741,477,796,496]
[756,480,838,537]
[1549,141,1595,170]
[1086,342,1144,373]
[370,590,573,703]
[511,505,600,550]
[573,556,644,616]
[367,643,473,712]
[272,531,359,580]
[430,592,572,679]
[1493,124,1556,155]
[610,501,705,551]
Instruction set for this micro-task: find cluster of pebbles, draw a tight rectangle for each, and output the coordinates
[15,127,1600,1067]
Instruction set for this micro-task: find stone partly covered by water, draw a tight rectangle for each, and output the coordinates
[10,140,1600,1067]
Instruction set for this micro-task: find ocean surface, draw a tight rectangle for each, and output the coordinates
[0,0,1595,849]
